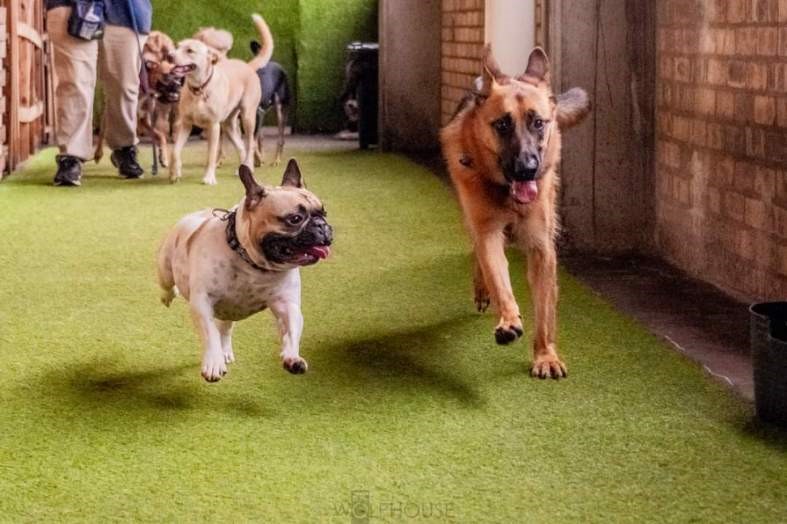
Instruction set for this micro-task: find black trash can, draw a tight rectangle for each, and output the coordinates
[749,302,787,427]
[345,42,378,149]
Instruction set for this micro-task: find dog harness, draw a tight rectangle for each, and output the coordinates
[214,209,270,272]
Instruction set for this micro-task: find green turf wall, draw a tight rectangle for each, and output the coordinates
[150,0,378,132]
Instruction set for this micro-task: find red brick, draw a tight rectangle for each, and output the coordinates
[746,63,768,91]
[779,27,787,56]
[780,0,787,21]
[777,98,787,127]
[708,186,722,214]
[727,0,748,21]
[754,96,776,125]
[776,206,787,238]
[724,191,746,221]
[727,61,747,88]
[707,58,727,85]
[716,90,735,119]
[745,197,769,230]
[756,27,778,55]
[696,88,716,115]
[735,26,758,55]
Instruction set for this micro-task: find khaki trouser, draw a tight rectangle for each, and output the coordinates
[48,7,147,160]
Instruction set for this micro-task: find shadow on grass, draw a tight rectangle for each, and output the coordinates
[737,416,787,452]
[319,315,486,409]
[36,360,277,422]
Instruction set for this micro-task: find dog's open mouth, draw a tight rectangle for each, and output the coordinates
[171,64,196,76]
[510,180,539,205]
[286,245,331,266]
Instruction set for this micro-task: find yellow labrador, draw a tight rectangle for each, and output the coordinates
[169,14,273,185]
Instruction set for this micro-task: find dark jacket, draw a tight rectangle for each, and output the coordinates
[45,0,152,34]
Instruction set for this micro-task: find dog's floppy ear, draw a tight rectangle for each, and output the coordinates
[478,44,506,97]
[281,159,305,188]
[518,47,550,84]
[555,87,592,130]
[209,48,220,65]
[238,164,266,208]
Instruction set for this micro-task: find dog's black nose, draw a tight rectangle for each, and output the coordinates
[514,154,539,181]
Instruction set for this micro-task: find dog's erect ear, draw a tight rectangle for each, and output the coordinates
[479,44,506,97]
[238,164,266,208]
[518,47,550,84]
[555,87,592,130]
[281,159,305,188]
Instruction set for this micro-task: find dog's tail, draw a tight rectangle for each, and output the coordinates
[248,13,274,71]
[555,88,592,130]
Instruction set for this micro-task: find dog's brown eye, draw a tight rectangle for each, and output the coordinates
[287,215,304,226]
[493,115,513,135]
[533,118,544,131]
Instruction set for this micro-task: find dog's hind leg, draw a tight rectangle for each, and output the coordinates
[241,106,257,168]
[190,294,227,382]
[526,243,566,379]
[272,100,286,166]
[222,114,246,163]
[215,319,235,364]
[202,122,221,185]
[156,238,177,307]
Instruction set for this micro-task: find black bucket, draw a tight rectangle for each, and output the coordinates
[749,302,787,427]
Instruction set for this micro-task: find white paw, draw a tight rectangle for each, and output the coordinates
[201,352,227,382]
[202,172,217,185]
[223,349,235,364]
[169,171,180,184]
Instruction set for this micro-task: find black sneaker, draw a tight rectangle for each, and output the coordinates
[110,145,144,179]
[53,155,82,187]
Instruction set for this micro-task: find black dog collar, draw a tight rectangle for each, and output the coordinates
[215,209,270,272]
[188,65,214,98]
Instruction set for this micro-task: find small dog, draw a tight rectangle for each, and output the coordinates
[249,40,291,166]
[94,30,182,173]
[169,14,273,185]
[440,46,590,379]
[157,159,334,382]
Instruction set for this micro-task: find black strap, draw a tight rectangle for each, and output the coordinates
[216,210,270,273]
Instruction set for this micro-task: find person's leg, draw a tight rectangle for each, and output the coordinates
[48,6,99,185]
[99,23,147,177]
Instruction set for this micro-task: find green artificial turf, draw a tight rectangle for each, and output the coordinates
[0,145,785,522]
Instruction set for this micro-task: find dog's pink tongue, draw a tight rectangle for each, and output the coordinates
[307,246,331,260]
[512,181,539,204]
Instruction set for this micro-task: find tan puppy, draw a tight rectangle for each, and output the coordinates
[440,46,590,379]
[169,14,273,185]
[157,160,333,382]
[94,30,180,171]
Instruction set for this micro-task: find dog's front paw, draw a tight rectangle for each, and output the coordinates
[201,354,228,382]
[530,352,567,379]
[282,356,308,375]
[202,173,217,186]
[169,171,180,184]
[494,318,523,345]
[223,349,235,364]
[474,288,490,313]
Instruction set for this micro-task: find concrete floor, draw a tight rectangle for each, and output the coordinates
[563,255,754,400]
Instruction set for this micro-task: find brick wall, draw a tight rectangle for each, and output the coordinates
[441,0,485,126]
[655,0,787,299]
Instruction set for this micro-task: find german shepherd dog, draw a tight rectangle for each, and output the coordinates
[440,46,590,379]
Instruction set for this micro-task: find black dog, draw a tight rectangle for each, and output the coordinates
[250,40,292,166]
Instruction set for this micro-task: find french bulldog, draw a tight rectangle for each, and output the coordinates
[157,160,333,382]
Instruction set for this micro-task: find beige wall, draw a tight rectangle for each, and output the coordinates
[655,0,787,299]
